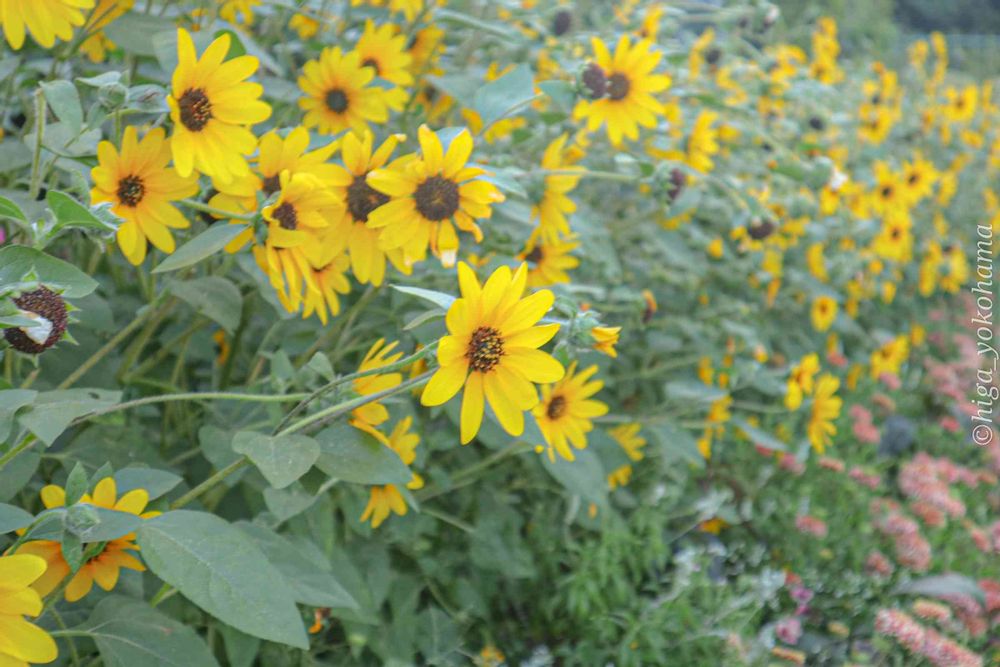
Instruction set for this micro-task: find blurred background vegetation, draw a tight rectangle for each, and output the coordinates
[773,0,1000,78]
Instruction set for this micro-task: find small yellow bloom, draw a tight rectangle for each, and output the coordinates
[807,375,842,453]
[534,363,609,461]
[15,478,158,602]
[591,326,621,358]
[360,417,423,528]
[0,0,94,50]
[811,296,838,332]
[350,339,404,443]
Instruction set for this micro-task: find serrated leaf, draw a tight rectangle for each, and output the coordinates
[137,510,308,649]
[152,225,248,274]
[73,596,219,667]
[232,432,320,489]
[313,423,412,485]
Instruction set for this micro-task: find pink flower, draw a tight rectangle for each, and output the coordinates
[879,372,901,390]
[775,616,802,645]
[795,515,827,538]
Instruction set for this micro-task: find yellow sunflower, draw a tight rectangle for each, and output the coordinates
[807,374,842,454]
[298,46,406,136]
[532,133,581,242]
[869,162,905,216]
[350,338,404,443]
[785,353,820,410]
[300,254,352,325]
[0,554,58,666]
[810,295,838,332]
[871,210,913,262]
[209,126,340,253]
[899,153,937,205]
[355,19,413,87]
[367,125,505,268]
[572,35,671,146]
[253,172,347,315]
[360,417,423,528]
[168,29,271,183]
[870,336,909,379]
[0,0,94,50]
[15,478,157,602]
[421,262,564,443]
[327,131,413,285]
[91,126,199,266]
[519,234,579,287]
[534,363,608,462]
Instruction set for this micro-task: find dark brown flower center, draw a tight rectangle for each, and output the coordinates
[116,175,145,207]
[907,173,919,185]
[262,174,281,195]
[361,57,380,74]
[881,185,893,199]
[607,73,630,100]
[748,220,775,240]
[414,175,460,221]
[272,202,298,230]
[4,286,68,354]
[546,395,567,420]
[178,88,212,131]
[325,88,349,113]
[347,174,389,222]
[552,9,572,36]
[582,63,607,99]
[466,326,504,373]
[525,246,544,264]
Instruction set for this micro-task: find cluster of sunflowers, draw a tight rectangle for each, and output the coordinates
[0,0,998,664]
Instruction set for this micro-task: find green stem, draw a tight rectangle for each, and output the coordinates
[149,582,176,607]
[279,371,433,436]
[178,198,256,220]
[417,441,533,501]
[72,390,312,424]
[0,434,37,472]
[57,307,152,390]
[273,342,436,434]
[171,458,251,509]
[28,89,46,202]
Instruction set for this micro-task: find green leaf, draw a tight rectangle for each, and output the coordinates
[894,574,985,606]
[104,12,176,58]
[471,64,536,129]
[152,225,248,274]
[167,277,243,333]
[64,462,88,505]
[71,507,143,542]
[40,80,83,135]
[539,447,608,508]
[113,468,183,500]
[0,245,99,298]
[538,80,576,113]
[136,510,309,649]
[0,389,37,442]
[649,422,704,469]
[0,452,40,503]
[237,522,358,609]
[76,72,123,88]
[73,596,220,667]
[391,284,455,311]
[732,418,787,451]
[0,195,28,223]
[0,503,33,533]
[664,379,728,403]
[232,431,320,489]
[127,84,170,114]
[313,423,412,485]
[17,389,121,446]
[218,626,259,667]
[47,190,117,234]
